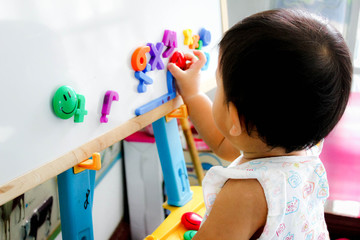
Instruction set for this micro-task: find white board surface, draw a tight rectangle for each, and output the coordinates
[0,0,222,187]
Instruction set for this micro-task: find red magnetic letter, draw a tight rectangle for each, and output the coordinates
[170,51,186,70]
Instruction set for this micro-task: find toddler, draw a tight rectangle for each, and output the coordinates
[168,9,352,240]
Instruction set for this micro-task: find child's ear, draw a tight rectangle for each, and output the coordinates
[228,102,242,136]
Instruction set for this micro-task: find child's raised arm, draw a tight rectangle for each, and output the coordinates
[168,50,240,161]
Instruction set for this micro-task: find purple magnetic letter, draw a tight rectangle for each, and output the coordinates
[147,42,165,71]
[162,30,177,58]
[100,90,119,123]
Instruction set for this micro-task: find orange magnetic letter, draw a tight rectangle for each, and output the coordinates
[131,46,150,71]
[189,35,200,49]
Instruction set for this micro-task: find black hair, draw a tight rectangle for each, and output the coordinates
[219,9,352,153]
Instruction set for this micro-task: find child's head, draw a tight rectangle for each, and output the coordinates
[218,8,352,153]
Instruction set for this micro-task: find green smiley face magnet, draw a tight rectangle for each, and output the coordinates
[52,85,88,122]
[52,85,78,119]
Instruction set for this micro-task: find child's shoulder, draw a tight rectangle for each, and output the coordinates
[197,177,267,239]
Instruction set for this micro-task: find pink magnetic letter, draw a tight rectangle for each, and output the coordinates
[162,30,178,58]
[100,90,119,123]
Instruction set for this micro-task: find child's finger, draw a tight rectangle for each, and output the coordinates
[186,62,192,70]
[193,50,207,66]
[184,50,206,71]
[182,53,200,70]
[168,62,185,80]
[184,53,198,64]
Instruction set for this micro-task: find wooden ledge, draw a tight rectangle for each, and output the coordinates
[0,96,183,205]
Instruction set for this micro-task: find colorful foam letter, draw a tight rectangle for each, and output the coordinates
[189,35,200,49]
[196,40,203,50]
[100,90,119,123]
[199,28,211,47]
[183,29,193,46]
[147,42,165,71]
[170,51,186,70]
[131,46,150,71]
[201,52,210,71]
[162,30,178,58]
[135,64,153,93]
[74,94,88,123]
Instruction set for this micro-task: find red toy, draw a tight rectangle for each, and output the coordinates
[181,212,203,230]
[170,51,186,70]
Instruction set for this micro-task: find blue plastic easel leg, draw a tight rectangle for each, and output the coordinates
[152,117,193,207]
[57,168,96,240]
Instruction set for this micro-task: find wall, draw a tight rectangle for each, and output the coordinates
[227,0,270,27]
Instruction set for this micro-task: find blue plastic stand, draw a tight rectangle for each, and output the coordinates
[152,117,193,207]
[135,70,176,116]
[57,168,96,240]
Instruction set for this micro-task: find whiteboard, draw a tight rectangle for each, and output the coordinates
[0,0,222,187]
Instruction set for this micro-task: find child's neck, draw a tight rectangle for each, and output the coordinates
[230,130,307,164]
[234,134,307,164]
[241,149,306,163]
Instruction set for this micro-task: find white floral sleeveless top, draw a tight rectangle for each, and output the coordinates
[201,143,330,239]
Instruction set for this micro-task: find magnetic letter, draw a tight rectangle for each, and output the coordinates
[135,64,153,93]
[100,90,119,123]
[170,51,186,70]
[74,94,88,123]
[147,42,165,71]
[199,28,211,47]
[201,52,210,71]
[162,30,178,58]
[131,46,150,71]
[189,35,200,49]
[183,29,193,46]
[196,40,203,50]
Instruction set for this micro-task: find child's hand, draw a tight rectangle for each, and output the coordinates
[167,50,207,101]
